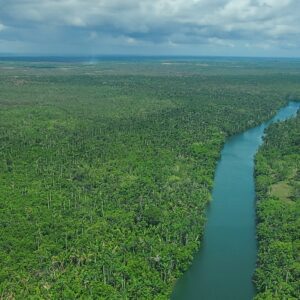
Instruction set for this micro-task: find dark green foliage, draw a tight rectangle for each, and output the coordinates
[255,113,300,299]
[0,58,300,299]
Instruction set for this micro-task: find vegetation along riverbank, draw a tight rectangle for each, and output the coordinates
[255,111,300,299]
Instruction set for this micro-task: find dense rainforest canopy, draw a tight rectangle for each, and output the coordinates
[255,112,300,300]
[0,58,300,299]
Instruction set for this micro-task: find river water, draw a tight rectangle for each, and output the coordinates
[172,102,300,300]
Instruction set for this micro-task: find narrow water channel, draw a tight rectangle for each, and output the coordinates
[172,102,300,300]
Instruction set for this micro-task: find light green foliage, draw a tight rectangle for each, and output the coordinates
[255,113,300,299]
[0,58,300,299]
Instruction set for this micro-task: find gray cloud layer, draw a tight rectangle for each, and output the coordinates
[0,0,299,56]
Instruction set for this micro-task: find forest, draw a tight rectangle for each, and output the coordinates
[0,58,300,299]
[255,112,300,299]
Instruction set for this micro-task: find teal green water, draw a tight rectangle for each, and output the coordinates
[172,102,300,300]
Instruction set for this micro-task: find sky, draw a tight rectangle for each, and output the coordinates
[0,0,299,57]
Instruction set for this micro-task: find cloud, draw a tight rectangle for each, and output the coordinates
[0,0,299,56]
[0,23,6,31]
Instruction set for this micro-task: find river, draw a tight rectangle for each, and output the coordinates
[172,101,300,300]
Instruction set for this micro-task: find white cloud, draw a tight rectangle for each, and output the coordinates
[0,23,6,31]
[0,0,299,55]
[208,37,235,48]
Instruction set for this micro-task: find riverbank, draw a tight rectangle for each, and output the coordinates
[172,102,300,300]
[254,107,300,299]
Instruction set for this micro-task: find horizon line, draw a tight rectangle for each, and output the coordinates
[1,54,300,60]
